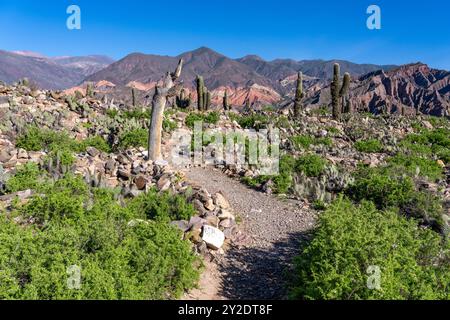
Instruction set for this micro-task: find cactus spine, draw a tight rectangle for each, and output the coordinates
[293,71,304,118]
[331,63,350,119]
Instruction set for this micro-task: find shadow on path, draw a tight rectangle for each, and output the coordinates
[218,230,313,300]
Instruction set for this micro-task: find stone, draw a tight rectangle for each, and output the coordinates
[0,150,12,163]
[188,216,206,232]
[16,148,28,159]
[186,229,202,243]
[192,199,207,216]
[422,121,433,130]
[218,209,235,221]
[157,173,171,191]
[219,218,236,229]
[205,215,219,227]
[201,225,225,250]
[117,169,131,180]
[437,160,445,168]
[86,146,100,157]
[170,220,190,232]
[105,159,116,174]
[134,175,148,190]
[213,192,230,209]
[204,198,215,211]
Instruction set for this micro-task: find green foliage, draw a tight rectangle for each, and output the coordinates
[118,128,148,150]
[355,139,383,153]
[388,154,443,181]
[46,149,76,167]
[346,166,444,230]
[295,154,327,177]
[0,174,200,299]
[16,127,76,152]
[185,112,220,128]
[127,189,196,222]
[400,128,450,164]
[291,135,332,150]
[16,126,111,154]
[233,114,270,130]
[5,162,43,193]
[291,198,449,300]
[241,155,295,194]
[78,136,111,153]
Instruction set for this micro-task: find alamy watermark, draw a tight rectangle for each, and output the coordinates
[366,265,381,290]
[169,121,280,175]
[66,5,81,30]
[367,5,381,30]
[67,265,82,290]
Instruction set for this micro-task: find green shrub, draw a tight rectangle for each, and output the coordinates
[185,112,220,129]
[346,166,444,230]
[291,198,449,300]
[234,114,269,130]
[0,174,200,299]
[388,154,443,181]
[291,135,332,150]
[355,139,383,153]
[78,136,111,153]
[291,135,314,149]
[401,128,450,163]
[295,154,327,177]
[240,154,295,194]
[16,127,76,152]
[118,128,148,150]
[126,189,196,222]
[6,162,43,193]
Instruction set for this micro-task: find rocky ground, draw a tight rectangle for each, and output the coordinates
[184,167,316,299]
[0,81,449,300]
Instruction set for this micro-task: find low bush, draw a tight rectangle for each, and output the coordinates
[346,166,444,231]
[355,139,383,153]
[5,162,43,193]
[118,128,148,150]
[185,112,220,129]
[0,174,200,299]
[295,154,327,177]
[291,198,449,300]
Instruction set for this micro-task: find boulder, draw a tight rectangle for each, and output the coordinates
[213,192,230,209]
[134,175,148,190]
[201,225,225,250]
[86,147,100,157]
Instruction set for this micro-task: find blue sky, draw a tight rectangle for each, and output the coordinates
[1,0,449,69]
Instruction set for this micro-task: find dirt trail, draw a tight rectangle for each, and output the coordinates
[183,166,316,300]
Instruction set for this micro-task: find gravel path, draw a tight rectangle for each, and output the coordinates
[184,166,317,300]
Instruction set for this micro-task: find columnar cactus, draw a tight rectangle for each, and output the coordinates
[223,90,229,110]
[196,76,204,111]
[86,83,94,98]
[205,90,211,111]
[330,63,350,119]
[131,88,137,107]
[293,71,304,118]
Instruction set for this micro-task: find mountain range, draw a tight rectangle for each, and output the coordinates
[0,47,449,116]
[0,50,113,89]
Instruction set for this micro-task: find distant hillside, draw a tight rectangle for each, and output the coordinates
[303,63,450,117]
[0,50,113,89]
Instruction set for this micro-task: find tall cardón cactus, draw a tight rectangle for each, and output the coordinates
[196,75,204,111]
[131,88,137,107]
[293,71,304,118]
[331,63,350,119]
[223,90,229,110]
[148,58,183,161]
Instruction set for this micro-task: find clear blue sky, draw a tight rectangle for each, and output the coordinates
[1,0,449,69]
